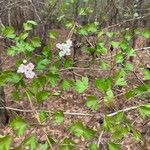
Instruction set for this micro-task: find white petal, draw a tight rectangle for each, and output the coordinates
[17,64,26,73]
[23,60,27,64]
[56,43,62,49]
[66,39,72,47]
[25,70,35,79]
[26,63,35,71]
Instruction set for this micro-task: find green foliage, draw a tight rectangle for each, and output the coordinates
[61,79,73,90]
[53,111,64,125]
[99,60,110,70]
[59,138,76,150]
[0,136,12,150]
[24,136,37,150]
[103,113,130,140]
[144,69,150,80]
[87,144,98,150]
[11,116,27,136]
[139,104,150,118]
[36,91,50,103]
[39,111,49,123]
[95,77,112,93]
[23,20,37,31]
[125,83,150,100]
[108,142,121,150]
[75,77,89,93]
[115,69,127,86]
[69,122,95,140]
[1,14,149,149]
[85,96,99,111]
[2,26,16,39]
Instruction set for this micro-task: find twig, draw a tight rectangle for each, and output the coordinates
[102,13,150,30]
[97,130,104,147]
[107,106,139,117]
[0,106,94,116]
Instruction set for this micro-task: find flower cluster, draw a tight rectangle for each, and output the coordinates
[17,60,36,79]
[56,39,72,57]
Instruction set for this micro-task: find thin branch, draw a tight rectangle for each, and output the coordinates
[107,106,139,117]
[0,106,94,116]
[0,104,142,118]
[102,13,150,30]
[97,130,104,147]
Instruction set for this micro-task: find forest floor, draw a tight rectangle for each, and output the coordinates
[0,30,150,150]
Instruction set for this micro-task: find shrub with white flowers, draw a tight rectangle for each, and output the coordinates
[56,39,72,57]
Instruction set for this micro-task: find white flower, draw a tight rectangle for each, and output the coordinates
[24,70,35,79]
[56,39,72,58]
[23,60,27,64]
[17,62,36,79]
[26,63,35,71]
[17,64,26,73]
[66,39,72,47]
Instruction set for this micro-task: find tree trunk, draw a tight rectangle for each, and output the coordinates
[0,55,9,125]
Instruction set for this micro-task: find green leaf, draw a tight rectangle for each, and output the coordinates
[39,142,49,150]
[2,26,16,39]
[46,72,60,87]
[144,69,150,80]
[36,91,49,103]
[0,136,12,150]
[75,77,88,93]
[12,90,21,101]
[24,136,37,150]
[39,111,48,123]
[11,116,27,136]
[115,53,124,63]
[132,129,141,141]
[7,46,17,56]
[111,41,120,48]
[124,63,134,72]
[69,122,95,139]
[112,126,129,140]
[106,32,114,38]
[96,42,107,54]
[85,96,99,111]
[115,70,127,86]
[124,32,132,41]
[49,31,58,39]
[53,111,64,125]
[83,128,95,140]
[42,46,52,58]
[108,142,121,150]
[87,23,97,33]
[99,60,110,70]
[87,144,98,150]
[0,72,21,85]
[104,89,114,105]
[143,28,150,38]
[23,20,37,31]
[31,37,41,48]
[61,80,73,90]
[125,83,150,100]
[36,58,50,70]
[139,104,150,118]
[64,58,73,68]
[24,42,35,52]
[69,122,85,137]
[18,32,29,40]
[126,48,136,57]
[59,138,76,150]
[95,77,112,93]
